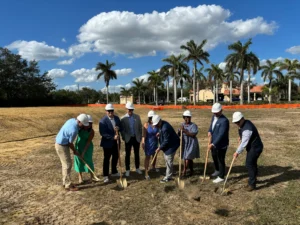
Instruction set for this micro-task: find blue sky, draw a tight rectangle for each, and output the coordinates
[1,0,300,92]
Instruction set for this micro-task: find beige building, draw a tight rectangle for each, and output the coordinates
[120,95,133,104]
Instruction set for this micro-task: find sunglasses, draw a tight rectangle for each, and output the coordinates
[234,121,241,125]
[183,116,191,119]
[128,109,134,112]
[107,110,114,113]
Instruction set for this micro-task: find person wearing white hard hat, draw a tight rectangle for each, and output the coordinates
[120,102,143,177]
[232,112,263,192]
[141,110,159,179]
[178,110,200,177]
[55,113,90,191]
[208,102,229,184]
[99,104,123,183]
[152,114,180,183]
[74,115,97,184]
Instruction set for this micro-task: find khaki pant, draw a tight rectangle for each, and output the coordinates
[55,143,72,188]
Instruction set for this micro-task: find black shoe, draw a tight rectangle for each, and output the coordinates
[245,185,256,192]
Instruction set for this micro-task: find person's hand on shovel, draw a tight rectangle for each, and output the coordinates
[155,148,160,153]
[233,152,239,158]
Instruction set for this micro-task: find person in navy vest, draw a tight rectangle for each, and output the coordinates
[232,112,263,192]
[208,103,229,184]
[99,103,123,183]
[152,114,180,183]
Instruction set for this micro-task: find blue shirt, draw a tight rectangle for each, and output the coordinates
[56,118,79,145]
[128,114,135,136]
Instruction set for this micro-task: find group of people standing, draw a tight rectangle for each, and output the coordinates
[55,102,263,193]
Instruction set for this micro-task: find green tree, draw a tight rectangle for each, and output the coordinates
[224,70,239,103]
[132,78,144,104]
[246,53,260,103]
[120,87,131,103]
[148,70,163,106]
[159,66,171,103]
[279,59,300,102]
[195,66,206,102]
[260,60,283,103]
[95,60,117,104]
[180,39,210,105]
[225,39,258,105]
[206,64,225,103]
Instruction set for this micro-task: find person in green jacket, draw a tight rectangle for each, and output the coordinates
[74,115,96,184]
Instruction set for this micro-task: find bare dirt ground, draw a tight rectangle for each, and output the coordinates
[0,107,299,225]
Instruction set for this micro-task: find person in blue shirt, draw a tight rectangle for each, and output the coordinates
[55,113,89,191]
[152,114,180,183]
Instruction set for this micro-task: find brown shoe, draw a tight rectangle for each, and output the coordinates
[245,185,255,192]
[65,184,79,191]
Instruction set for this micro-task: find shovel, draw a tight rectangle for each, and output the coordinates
[176,129,185,190]
[77,155,101,182]
[116,131,127,189]
[215,155,236,195]
[200,136,212,182]
[145,143,160,180]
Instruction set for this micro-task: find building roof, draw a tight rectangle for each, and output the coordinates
[223,89,240,95]
[250,85,264,93]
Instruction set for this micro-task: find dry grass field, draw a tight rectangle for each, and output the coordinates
[0,106,300,225]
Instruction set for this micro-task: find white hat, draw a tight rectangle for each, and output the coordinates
[232,112,244,123]
[105,103,114,111]
[148,110,156,117]
[212,103,222,113]
[77,114,89,126]
[87,115,93,123]
[152,114,161,126]
[183,110,192,117]
[125,101,134,110]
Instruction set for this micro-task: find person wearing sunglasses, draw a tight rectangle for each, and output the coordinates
[232,112,263,192]
[141,110,159,179]
[120,102,143,177]
[178,110,200,177]
[99,104,122,183]
[208,103,229,184]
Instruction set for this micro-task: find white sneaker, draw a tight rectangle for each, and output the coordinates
[111,172,120,177]
[103,176,110,183]
[136,168,142,174]
[155,168,160,172]
[125,170,130,177]
[213,177,224,184]
[145,175,150,180]
[211,171,220,177]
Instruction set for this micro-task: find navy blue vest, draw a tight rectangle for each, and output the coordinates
[239,120,263,152]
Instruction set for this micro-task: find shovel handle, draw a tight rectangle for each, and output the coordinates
[78,155,100,180]
[179,129,183,178]
[222,156,236,191]
[151,151,159,165]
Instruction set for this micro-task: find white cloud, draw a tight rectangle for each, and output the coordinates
[47,69,68,79]
[115,68,133,76]
[62,38,67,43]
[133,74,150,82]
[286,46,300,54]
[57,58,75,65]
[260,57,284,66]
[219,62,227,71]
[68,42,93,57]
[101,84,127,93]
[76,5,277,57]
[6,40,67,61]
[70,68,98,83]
[63,84,89,91]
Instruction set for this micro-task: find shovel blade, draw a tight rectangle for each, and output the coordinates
[122,178,128,188]
[117,179,123,188]
[176,178,185,190]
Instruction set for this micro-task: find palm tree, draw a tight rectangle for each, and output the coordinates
[225,39,258,105]
[195,66,206,102]
[260,60,283,103]
[279,59,300,102]
[120,87,131,103]
[132,78,144,104]
[206,64,225,103]
[96,60,117,104]
[224,70,239,103]
[246,53,260,103]
[178,73,192,105]
[159,67,170,104]
[161,54,189,105]
[180,39,210,105]
[148,70,162,106]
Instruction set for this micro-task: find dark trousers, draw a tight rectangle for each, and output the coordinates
[211,147,227,179]
[125,137,140,171]
[103,141,119,176]
[246,148,262,187]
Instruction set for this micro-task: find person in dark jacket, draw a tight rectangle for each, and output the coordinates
[99,103,123,183]
[232,112,263,192]
[152,115,180,183]
[208,103,229,183]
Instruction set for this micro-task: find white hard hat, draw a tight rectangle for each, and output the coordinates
[87,115,93,123]
[148,110,156,117]
[212,103,222,113]
[183,110,192,117]
[152,114,161,126]
[77,114,89,126]
[105,103,114,111]
[125,101,134,110]
[232,112,244,123]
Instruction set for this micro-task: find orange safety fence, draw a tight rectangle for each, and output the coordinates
[64,103,300,110]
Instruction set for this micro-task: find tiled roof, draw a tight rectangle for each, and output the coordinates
[250,86,264,93]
